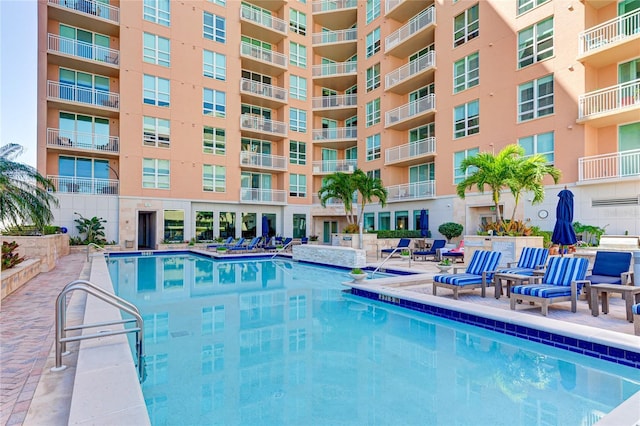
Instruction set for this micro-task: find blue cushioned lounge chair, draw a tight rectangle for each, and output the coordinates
[412,239,446,261]
[207,236,233,249]
[226,237,246,250]
[497,247,549,276]
[510,257,589,316]
[380,238,411,258]
[231,237,260,252]
[633,303,640,336]
[432,250,503,299]
[585,251,632,285]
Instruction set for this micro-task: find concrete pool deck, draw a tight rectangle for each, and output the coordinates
[1,251,639,425]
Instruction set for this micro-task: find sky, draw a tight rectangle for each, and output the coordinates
[1,0,37,167]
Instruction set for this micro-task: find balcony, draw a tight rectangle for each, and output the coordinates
[577,9,640,67]
[240,114,287,141]
[312,159,357,175]
[48,34,119,77]
[312,127,357,149]
[240,4,287,44]
[385,94,436,130]
[578,149,640,182]
[312,28,357,61]
[47,80,119,117]
[241,0,286,12]
[311,61,357,92]
[311,193,354,216]
[47,128,119,156]
[48,175,119,195]
[240,188,287,204]
[240,151,287,172]
[386,181,435,203]
[385,137,435,166]
[312,0,357,30]
[240,78,287,109]
[47,0,119,35]
[240,42,287,76]
[577,79,640,128]
[311,94,357,120]
[385,0,432,22]
[385,51,435,94]
[385,7,435,58]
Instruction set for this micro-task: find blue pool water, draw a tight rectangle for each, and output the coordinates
[108,254,640,425]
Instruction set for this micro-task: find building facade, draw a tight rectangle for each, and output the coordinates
[37,0,640,248]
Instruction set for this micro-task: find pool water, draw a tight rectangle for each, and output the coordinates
[108,254,640,426]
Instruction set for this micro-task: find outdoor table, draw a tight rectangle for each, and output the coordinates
[493,272,534,299]
[589,283,640,322]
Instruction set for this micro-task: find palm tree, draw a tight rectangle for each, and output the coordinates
[317,172,357,225]
[352,169,387,226]
[0,144,58,230]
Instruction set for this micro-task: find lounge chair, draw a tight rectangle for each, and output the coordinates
[226,237,246,251]
[380,238,411,259]
[633,303,640,336]
[412,239,446,261]
[301,237,308,244]
[510,257,589,316]
[432,250,503,299]
[207,236,233,249]
[231,237,261,252]
[281,237,293,251]
[440,240,464,262]
[585,251,633,285]
[496,247,549,276]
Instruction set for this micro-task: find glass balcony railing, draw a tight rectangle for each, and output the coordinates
[312,61,358,78]
[311,94,357,109]
[312,0,357,14]
[240,188,287,204]
[385,6,435,52]
[240,78,287,103]
[578,9,640,55]
[578,79,640,119]
[47,80,119,109]
[48,175,119,195]
[47,128,119,154]
[386,94,435,126]
[240,4,287,35]
[311,159,357,174]
[240,151,287,171]
[385,137,435,164]
[312,127,357,142]
[578,149,640,181]
[240,42,287,68]
[48,0,120,25]
[312,28,357,45]
[386,51,435,90]
[48,33,119,66]
[386,181,435,202]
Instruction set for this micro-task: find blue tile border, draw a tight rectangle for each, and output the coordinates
[349,287,640,369]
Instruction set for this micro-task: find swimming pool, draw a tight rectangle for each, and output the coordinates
[108,254,640,425]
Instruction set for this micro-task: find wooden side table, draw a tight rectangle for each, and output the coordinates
[493,273,534,299]
[589,283,640,322]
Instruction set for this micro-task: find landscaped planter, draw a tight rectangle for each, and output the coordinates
[1,258,41,300]
[0,234,69,272]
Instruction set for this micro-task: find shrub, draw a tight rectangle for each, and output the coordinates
[438,222,463,242]
[343,223,360,234]
[74,213,107,245]
[371,230,423,239]
[2,241,26,269]
[529,226,552,248]
[572,222,607,246]
[351,267,364,274]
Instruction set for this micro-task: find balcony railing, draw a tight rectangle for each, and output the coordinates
[386,51,435,90]
[385,6,435,52]
[578,79,640,119]
[312,28,357,45]
[312,159,357,174]
[578,149,640,181]
[312,127,357,142]
[240,4,287,35]
[240,151,287,171]
[240,114,287,137]
[47,128,119,154]
[386,94,435,126]
[311,94,357,109]
[312,61,358,78]
[385,137,435,164]
[240,188,287,204]
[240,78,287,103]
[578,9,640,55]
[312,193,357,205]
[48,175,119,195]
[386,181,435,202]
[240,42,287,68]
[48,34,119,66]
[47,80,119,109]
[48,0,120,25]
[312,0,357,14]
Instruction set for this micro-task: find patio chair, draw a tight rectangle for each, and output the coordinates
[412,239,446,261]
[432,250,503,299]
[301,237,309,244]
[226,237,246,251]
[497,247,549,276]
[510,257,589,316]
[380,238,411,259]
[633,304,640,336]
[585,251,633,285]
[207,236,233,250]
[231,237,261,253]
[440,240,464,262]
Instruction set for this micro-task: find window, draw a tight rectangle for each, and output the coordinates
[367,169,380,180]
[203,88,226,117]
[195,212,214,242]
[143,75,170,107]
[454,4,479,47]
[518,75,554,121]
[366,98,381,127]
[454,99,479,138]
[143,116,170,148]
[519,131,554,163]
[163,210,183,242]
[346,146,357,161]
[366,134,381,161]
[290,108,307,132]
[378,212,390,230]
[364,212,375,232]
[292,215,306,239]
[58,156,109,193]
[409,163,434,183]
[454,148,479,183]
[290,42,307,68]
[143,0,170,26]
[203,164,226,192]
[366,0,380,23]
[203,12,226,43]
[517,0,549,15]
[203,50,226,80]
[143,158,170,189]
[289,174,306,197]
[207,0,225,5]
[453,52,479,93]
[143,33,170,66]
[290,9,306,35]
[289,141,306,165]
[366,64,380,92]
[219,212,236,238]
[290,75,307,100]
[366,28,380,57]
[58,112,110,149]
[395,211,409,230]
[517,17,553,68]
[619,122,640,175]
[203,126,226,155]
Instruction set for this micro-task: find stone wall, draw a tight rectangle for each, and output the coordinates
[292,245,366,268]
[1,258,41,300]
[463,235,543,267]
[0,234,69,272]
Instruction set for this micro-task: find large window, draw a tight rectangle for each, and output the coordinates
[203,88,226,117]
[453,52,479,93]
[290,108,307,132]
[292,214,306,239]
[366,63,380,92]
[203,164,226,192]
[366,0,380,23]
[290,75,307,100]
[203,50,226,80]
[195,211,214,242]
[366,134,381,161]
[366,28,381,57]
[58,156,109,193]
[378,212,390,230]
[518,75,554,121]
[203,12,226,43]
[517,17,553,68]
[517,0,549,15]
[289,174,307,197]
[203,126,226,155]
[454,148,479,184]
[364,212,375,232]
[366,98,381,127]
[289,141,306,165]
[143,75,170,107]
[454,4,479,47]
[143,33,170,66]
[619,122,640,176]
[454,99,479,138]
[290,9,306,35]
[290,42,307,68]
[519,131,554,163]
[219,212,236,238]
[143,116,170,148]
[58,112,110,149]
[395,211,409,230]
[143,0,170,26]
[143,158,170,189]
[163,210,184,242]
[58,68,109,104]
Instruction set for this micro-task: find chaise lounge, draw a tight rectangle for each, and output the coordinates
[412,239,446,261]
[432,250,502,299]
[380,238,411,259]
[496,247,549,276]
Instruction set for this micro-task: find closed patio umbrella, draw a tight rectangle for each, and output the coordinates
[262,215,269,238]
[419,209,429,238]
[551,188,577,254]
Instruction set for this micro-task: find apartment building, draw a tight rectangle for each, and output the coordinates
[37,0,640,249]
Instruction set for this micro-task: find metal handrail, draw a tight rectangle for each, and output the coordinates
[52,280,145,382]
[371,247,410,278]
[270,239,294,259]
[86,242,106,261]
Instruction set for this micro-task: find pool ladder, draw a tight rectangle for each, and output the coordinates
[52,280,145,382]
[270,239,294,259]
